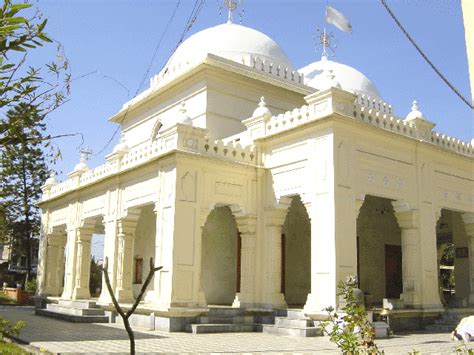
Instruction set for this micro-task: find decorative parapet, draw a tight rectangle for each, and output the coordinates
[149,53,304,90]
[42,124,257,202]
[248,87,472,158]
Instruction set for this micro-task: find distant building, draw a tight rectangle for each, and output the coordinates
[37,5,473,331]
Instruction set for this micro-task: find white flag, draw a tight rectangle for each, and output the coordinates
[325,5,352,33]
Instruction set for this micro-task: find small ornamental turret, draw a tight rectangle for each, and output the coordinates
[406,100,423,120]
[252,96,272,118]
[405,100,435,142]
[44,172,58,187]
[113,133,129,156]
[73,151,90,173]
[178,101,193,126]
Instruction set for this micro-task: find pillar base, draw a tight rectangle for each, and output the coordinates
[72,287,91,300]
[469,293,474,306]
[303,292,335,314]
[116,289,134,303]
[232,292,254,308]
[264,292,287,309]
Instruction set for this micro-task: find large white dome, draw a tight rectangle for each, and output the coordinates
[164,22,294,72]
[299,57,381,99]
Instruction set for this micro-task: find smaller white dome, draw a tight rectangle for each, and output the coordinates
[406,100,423,120]
[252,96,272,117]
[300,56,381,99]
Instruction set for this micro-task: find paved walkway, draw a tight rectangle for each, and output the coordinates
[0,306,472,354]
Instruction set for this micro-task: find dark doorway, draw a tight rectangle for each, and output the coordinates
[385,244,403,298]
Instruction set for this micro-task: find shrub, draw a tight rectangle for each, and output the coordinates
[320,276,380,354]
[25,278,36,293]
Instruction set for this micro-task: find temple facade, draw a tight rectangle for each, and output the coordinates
[37,15,473,322]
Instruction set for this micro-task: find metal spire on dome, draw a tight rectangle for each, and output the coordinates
[315,28,336,59]
[221,0,244,24]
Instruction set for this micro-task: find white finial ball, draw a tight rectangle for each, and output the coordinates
[44,172,57,186]
[406,99,424,120]
[74,152,89,172]
[253,96,272,117]
[113,133,129,154]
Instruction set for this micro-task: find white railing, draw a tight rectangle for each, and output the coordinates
[44,128,257,201]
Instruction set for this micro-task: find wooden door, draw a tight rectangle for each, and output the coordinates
[281,233,286,294]
[236,232,242,293]
[385,244,403,299]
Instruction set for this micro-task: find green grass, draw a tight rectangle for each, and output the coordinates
[0,292,18,305]
[0,340,28,354]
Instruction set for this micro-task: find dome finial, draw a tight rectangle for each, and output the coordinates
[406,99,424,120]
[223,0,241,24]
[253,96,272,117]
[316,27,336,59]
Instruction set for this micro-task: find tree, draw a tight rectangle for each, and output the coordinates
[102,257,162,355]
[0,0,70,146]
[0,0,70,281]
[0,103,50,281]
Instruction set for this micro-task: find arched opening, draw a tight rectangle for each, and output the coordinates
[436,209,469,307]
[357,195,402,307]
[90,233,104,298]
[282,195,311,307]
[132,205,156,302]
[200,206,239,305]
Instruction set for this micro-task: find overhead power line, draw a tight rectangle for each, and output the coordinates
[95,0,185,156]
[380,0,473,109]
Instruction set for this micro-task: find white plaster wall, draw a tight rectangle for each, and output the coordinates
[132,205,156,300]
[200,206,238,305]
[357,195,401,303]
[451,211,470,300]
[282,195,311,306]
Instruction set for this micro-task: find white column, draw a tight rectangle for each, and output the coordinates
[303,195,337,314]
[194,209,209,306]
[392,201,442,308]
[62,227,79,300]
[262,207,288,309]
[461,213,474,305]
[72,229,93,299]
[233,214,257,308]
[43,234,66,296]
[98,218,118,304]
[115,212,140,302]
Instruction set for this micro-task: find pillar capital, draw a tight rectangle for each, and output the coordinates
[264,207,288,227]
[355,195,365,217]
[391,201,419,230]
[234,214,257,236]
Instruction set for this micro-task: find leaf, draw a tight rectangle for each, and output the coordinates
[9,3,32,11]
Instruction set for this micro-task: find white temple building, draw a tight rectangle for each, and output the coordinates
[36,7,474,333]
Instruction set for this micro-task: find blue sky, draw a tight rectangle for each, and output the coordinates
[32,0,471,178]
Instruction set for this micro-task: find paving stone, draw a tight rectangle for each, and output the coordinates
[1,306,473,354]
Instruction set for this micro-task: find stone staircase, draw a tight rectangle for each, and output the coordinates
[35,299,109,323]
[262,309,323,337]
[425,308,473,332]
[185,307,260,334]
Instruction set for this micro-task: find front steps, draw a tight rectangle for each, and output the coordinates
[185,307,260,334]
[262,309,323,337]
[35,299,109,323]
[425,308,473,332]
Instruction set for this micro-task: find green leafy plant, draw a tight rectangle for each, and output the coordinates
[0,317,24,338]
[24,277,36,293]
[320,276,380,354]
